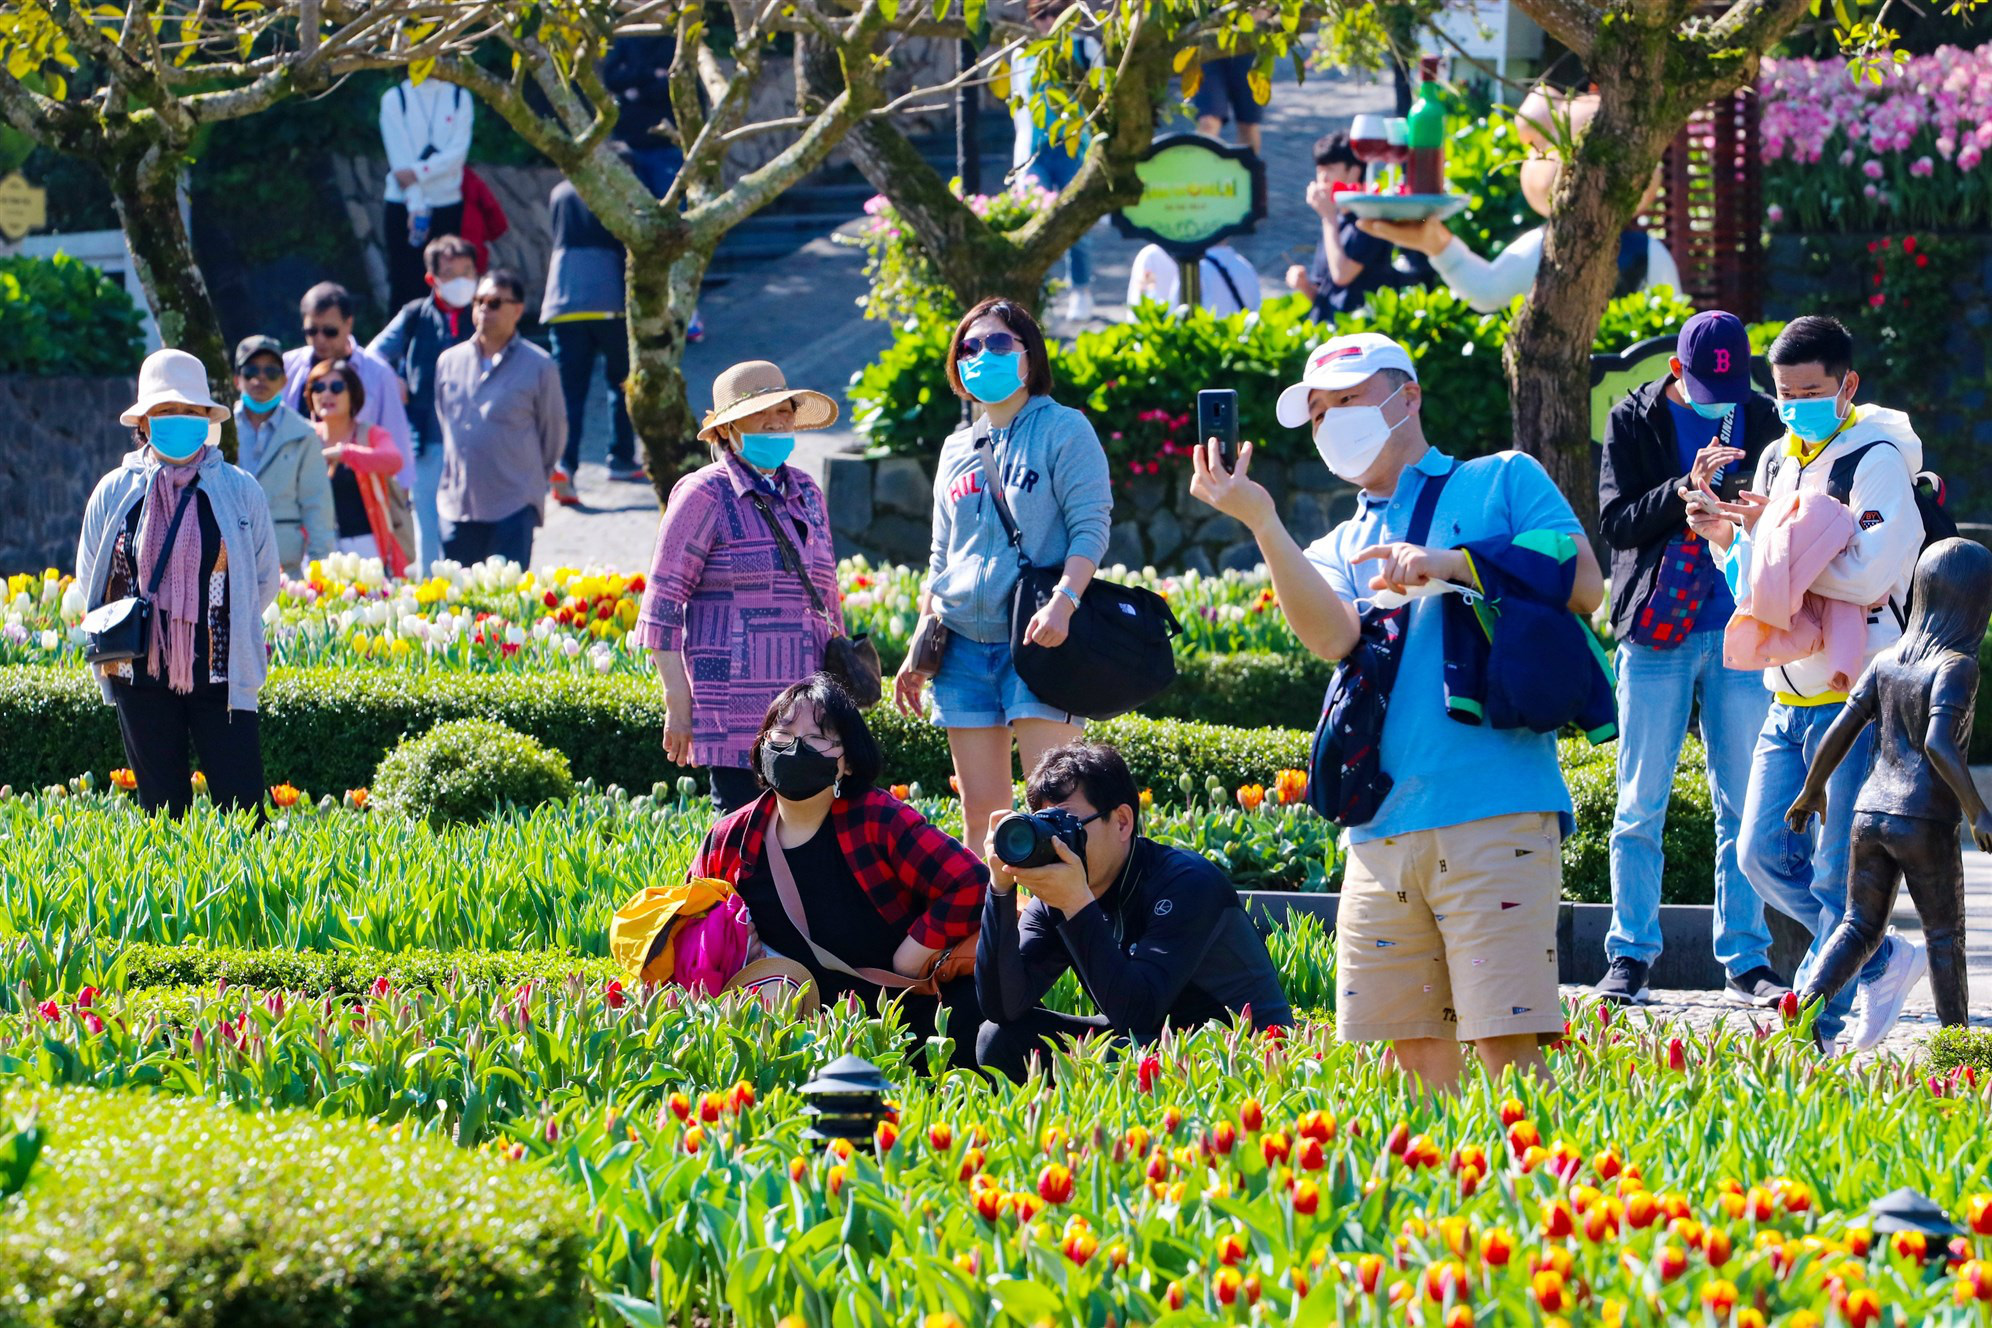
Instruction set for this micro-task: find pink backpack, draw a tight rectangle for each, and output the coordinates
[670,894,753,995]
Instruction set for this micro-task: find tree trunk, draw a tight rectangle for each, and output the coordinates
[625,235,708,500]
[102,130,238,461]
[1501,27,1694,536]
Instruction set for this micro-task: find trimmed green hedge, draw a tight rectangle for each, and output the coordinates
[116,942,620,996]
[1147,651,1331,731]
[0,665,1311,795]
[0,1085,590,1328]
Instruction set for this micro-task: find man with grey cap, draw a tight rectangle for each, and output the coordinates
[1189,331,1605,1092]
[234,335,336,574]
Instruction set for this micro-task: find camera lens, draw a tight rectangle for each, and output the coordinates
[992,813,1052,869]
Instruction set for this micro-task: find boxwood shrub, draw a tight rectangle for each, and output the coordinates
[374,717,577,826]
[0,1085,589,1328]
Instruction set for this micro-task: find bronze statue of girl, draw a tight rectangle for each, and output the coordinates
[1786,537,1992,1029]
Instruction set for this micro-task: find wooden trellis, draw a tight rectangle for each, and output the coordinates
[1649,85,1765,320]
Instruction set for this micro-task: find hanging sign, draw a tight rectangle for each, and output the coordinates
[0,173,48,242]
[1110,133,1267,261]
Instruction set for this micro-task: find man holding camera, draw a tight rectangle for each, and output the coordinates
[1190,332,1605,1092]
[974,743,1291,1082]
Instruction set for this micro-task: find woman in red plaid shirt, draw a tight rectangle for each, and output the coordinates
[691,675,988,1066]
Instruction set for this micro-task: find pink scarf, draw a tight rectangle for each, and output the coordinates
[137,449,208,693]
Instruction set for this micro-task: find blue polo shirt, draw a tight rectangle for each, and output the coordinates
[1304,446,1583,844]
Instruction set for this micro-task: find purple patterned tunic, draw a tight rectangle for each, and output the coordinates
[635,451,844,769]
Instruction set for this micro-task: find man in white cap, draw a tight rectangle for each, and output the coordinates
[1190,332,1605,1091]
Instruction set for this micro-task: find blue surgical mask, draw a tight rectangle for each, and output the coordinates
[738,433,796,470]
[1776,391,1847,444]
[148,415,211,462]
[241,393,281,415]
[959,350,1025,405]
[1688,398,1735,421]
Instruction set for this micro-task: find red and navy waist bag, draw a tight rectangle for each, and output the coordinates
[1307,465,1452,828]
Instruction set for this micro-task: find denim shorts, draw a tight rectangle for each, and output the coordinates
[929,634,1072,729]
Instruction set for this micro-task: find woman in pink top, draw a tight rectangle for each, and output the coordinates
[635,361,844,812]
[309,357,408,577]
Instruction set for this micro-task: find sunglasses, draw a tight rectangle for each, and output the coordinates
[238,364,284,381]
[473,296,516,309]
[303,324,344,339]
[307,380,349,395]
[956,331,1021,358]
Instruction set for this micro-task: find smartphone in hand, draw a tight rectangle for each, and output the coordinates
[1197,389,1239,473]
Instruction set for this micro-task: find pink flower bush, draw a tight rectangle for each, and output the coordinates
[1762,45,1992,232]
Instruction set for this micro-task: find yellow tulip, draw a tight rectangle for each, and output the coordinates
[350,632,372,657]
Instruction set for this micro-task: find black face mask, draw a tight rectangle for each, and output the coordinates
[760,737,840,801]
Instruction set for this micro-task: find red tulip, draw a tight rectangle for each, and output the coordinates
[1657,1244,1688,1282]
[1137,1053,1160,1094]
[957,1147,984,1181]
[1778,990,1800,1022]
[1666,1036,1687,1071]
[1480,1228,1513,1266]
[1499,1097,1527,1126]
[1260,1130,1292,1166]
[75,986,97,1009]
[1164,1281,1185,1310]
[875,1119,898,1153]
[1957,1260,1992,1303]
[668,1092,691,1122]
[1062,1229,1097,1266]
[1213,1267,1243,1306]
[1541,1200,1574,1238]
[1968,1194,1992,1236]
[973,1188,1004,1223]
[928,1122,953,1152]
[1706,1228,1733,1267]
[1217,1233,1248,1266]
[34,999,58,1023]
[1386,1122,1410,1157]
[1356,1253,1384,1294]
[603,979,627,1009]
[1298,1137,1325,1172]
[1212,1121,1238,1155]
[1532,1269,1566,1312]
[1037,1163,1073,1205]
[370,975,393,998]
[1701,1279,1738,1317]
[1239,1098,1264,1132]
[1293,1179,1320,1216]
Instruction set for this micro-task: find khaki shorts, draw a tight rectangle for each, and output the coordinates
[1336,811,1563,1044]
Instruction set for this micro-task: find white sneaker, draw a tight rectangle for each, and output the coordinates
[1844,929,1927,1052]
[1065,288,1094,321]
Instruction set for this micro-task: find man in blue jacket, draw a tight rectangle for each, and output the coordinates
[1190,332,1605,1092]
[1593,311,1786,1008]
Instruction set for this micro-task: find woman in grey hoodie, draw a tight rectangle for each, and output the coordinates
[892,298,1113,857]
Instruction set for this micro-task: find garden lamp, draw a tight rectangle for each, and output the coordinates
[1866,1187,1965,1256]
[800,1053,893,1145]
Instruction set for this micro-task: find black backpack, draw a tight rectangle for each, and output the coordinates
[1769,438,1956,620]
[1307,465,1453,827]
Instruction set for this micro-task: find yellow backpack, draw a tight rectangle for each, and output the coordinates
[608,876,737,986]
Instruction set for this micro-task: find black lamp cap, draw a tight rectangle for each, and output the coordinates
[1865,1187,1966,1237]
[800,1054,894,1098]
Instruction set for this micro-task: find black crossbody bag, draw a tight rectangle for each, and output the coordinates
[971,421,1180,721]
[81,481,200,666]
[747,491,883,707]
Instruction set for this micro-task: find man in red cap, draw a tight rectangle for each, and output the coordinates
[1594,311,1788,1008]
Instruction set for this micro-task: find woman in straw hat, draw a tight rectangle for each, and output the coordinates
[75,348,282,817]
[1354,85,1680,314]
[633,360,845,812]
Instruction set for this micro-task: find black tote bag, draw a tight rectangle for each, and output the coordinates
[971,424,1179,722]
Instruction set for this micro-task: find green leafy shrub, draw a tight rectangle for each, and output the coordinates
[373,718,576,826]
[1561,736,1716,906]
[1146,650,1334,730]
[0,1085,589,1328]
[850,284,1701,473]
[1923,1025,1992,1078]
[0,254,145,376]
[835,180,1057,325]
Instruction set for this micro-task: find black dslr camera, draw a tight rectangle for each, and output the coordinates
[991,808,1094,869]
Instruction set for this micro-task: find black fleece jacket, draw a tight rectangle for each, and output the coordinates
[1597,377,1782,639]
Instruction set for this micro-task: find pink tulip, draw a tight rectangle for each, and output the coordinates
[1910,156,1934,177]
[1862,159,1885,180]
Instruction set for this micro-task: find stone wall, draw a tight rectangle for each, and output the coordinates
[824,452,1358,575]
[0,375,139,573]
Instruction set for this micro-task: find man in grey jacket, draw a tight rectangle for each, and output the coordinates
[435,269,568,567]
[234,336,335,575]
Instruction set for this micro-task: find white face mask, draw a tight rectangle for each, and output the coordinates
[1313,384,1408,482]
[435,277,478,309]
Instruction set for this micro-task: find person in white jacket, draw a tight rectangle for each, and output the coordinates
[1353,86,1681,313]
[379,78,474,309]
[1687,315,1929,1054]
[1125,243,1262,319]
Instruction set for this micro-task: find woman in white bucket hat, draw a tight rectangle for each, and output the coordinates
[75,348,282,818]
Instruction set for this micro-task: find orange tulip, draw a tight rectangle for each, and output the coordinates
[269,782,301,808]
[1532,1269,1567,1313]
[1235,783,1265,812]
[889,784,912,801]
[345,786,370,809]
[1969,1194,1992,1236]
[109,767,137,791]
[1701,1280,1738,1317]
[1273,769,1309,805]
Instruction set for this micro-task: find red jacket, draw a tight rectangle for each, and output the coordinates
[691,787,986,950]
[459,167,510,271]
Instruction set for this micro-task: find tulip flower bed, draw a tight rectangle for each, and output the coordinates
[1,555,1303,676]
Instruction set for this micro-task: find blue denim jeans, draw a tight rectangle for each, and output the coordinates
[1738,698,1893,1040]
[411,438,444,577]
[1607,633,1772,975]
[1023,147,1091,291]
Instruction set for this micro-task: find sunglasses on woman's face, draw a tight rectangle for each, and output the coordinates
[308,380,349,396]
[956,331,1020,358]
